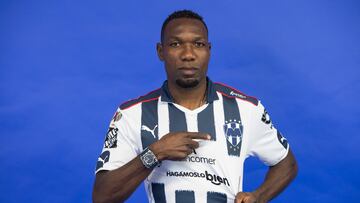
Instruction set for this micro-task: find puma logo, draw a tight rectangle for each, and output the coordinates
[141,125,158,138]
[96,151,110,170]
[98,154,109,164]
[277,131,288,149]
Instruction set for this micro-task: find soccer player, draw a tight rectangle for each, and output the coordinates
[93,10,298,203]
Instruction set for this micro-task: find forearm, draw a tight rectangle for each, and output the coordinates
[92,156,152,203]
[253,149,298,202]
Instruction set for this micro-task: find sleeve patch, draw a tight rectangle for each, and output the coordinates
[112,111,122,122]
[261,109,273,129]
[104,127,118,148]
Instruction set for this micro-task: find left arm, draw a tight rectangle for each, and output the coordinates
[235,149,298,203]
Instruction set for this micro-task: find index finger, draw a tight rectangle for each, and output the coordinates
[186,132,211,140]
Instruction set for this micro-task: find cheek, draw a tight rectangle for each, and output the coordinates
[163,53,178,75]
[199,52,210,65]
[163,51,177,62]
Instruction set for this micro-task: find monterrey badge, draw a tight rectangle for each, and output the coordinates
[223,119,243,156]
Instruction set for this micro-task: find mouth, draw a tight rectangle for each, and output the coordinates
[178,67,198,76]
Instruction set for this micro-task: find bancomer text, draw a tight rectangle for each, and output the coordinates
[186,156,216,165]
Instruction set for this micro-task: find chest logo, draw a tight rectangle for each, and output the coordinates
[223,119,243,156]
[141,125,158,138]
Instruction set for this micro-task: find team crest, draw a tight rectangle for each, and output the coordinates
[223,119,243,156]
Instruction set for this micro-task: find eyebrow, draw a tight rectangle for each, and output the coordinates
[166,36,207,42]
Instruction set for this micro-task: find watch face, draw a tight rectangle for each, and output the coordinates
[144,151,155,165]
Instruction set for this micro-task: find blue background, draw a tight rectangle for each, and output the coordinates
[1,0,359,202]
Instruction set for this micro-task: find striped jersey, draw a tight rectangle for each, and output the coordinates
[95,78,289,203]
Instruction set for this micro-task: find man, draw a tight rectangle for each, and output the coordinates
[93,10,298,203]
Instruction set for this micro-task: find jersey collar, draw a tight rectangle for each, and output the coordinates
[160,77,219,103]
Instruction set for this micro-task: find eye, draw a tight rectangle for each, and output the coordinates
[169,42,180,47]
[195,41,206,48]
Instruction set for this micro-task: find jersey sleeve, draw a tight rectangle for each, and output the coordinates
[95,108,138,174]
[247,101,289,166]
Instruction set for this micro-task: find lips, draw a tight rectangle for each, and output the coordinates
[178,67,198,76]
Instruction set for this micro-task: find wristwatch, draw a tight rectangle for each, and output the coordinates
[140,147,161,169]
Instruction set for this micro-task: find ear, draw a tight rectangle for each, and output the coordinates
[156,43,164,61]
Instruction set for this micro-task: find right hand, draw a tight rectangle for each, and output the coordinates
[149,132,211,161]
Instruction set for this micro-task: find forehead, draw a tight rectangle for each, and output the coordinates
[163,18,208,40]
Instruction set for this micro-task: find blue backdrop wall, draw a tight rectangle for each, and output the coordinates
[1,0,359,202]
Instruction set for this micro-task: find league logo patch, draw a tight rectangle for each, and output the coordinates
[112,111,122,122]
[104,127,118,148]
[223,119,243,156]
[261,109,273,128]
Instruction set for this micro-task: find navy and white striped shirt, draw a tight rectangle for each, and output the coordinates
[96,78,289,203]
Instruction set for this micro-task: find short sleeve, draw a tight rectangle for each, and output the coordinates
[247,101,289,166]
[95,108,138,174]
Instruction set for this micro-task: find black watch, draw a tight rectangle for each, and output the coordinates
[140,147,161,169]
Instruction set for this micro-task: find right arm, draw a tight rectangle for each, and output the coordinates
[92,132,210,203]
[92,155,151,203]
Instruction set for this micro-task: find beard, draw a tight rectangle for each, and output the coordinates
[175,78,200,88]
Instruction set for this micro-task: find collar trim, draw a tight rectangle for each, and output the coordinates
[160,77,219,103]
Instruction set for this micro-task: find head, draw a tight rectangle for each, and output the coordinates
[157,10,211,89]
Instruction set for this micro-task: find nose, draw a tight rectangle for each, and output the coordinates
[180,44,196,61]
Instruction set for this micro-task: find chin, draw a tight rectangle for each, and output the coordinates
[175,78,200,88]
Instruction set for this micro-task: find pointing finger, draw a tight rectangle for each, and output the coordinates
[187,132,211,140]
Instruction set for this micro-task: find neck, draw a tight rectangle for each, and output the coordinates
[168,79,207,110]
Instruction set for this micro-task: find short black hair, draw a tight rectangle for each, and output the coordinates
[161,10,208,42]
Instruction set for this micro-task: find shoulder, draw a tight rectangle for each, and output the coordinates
[119,88,161,110]
[213,82,259,106]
